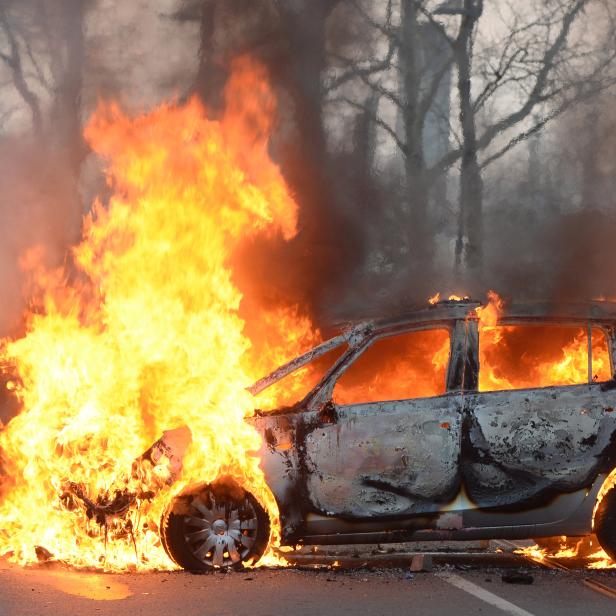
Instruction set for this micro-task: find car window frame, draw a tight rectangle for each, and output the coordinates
[251,339,352,413]
[305,320,463,410]
[475,317,614,393]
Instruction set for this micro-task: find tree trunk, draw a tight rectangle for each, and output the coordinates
[51,0,87,178]
[581,106,600,210]
[193,0,226,112]
[43,0,88,242]
[455,0,483,275]
[400,0,431,268]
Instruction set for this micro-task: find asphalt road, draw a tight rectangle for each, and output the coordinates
[2,561,616,616]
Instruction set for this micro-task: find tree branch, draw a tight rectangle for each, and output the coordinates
[325,36,397,93]
[349,0,401,46]
[428,0,590,178]
[0,6,43,135]
[474,0,588,152]
[328,95,407,154]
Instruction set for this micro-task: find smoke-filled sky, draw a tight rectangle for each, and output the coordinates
[1,0,616,340]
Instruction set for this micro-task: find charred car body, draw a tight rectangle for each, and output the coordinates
[161,299,616,570]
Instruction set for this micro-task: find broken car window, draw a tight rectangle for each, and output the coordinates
[333,329,450,405]
[252,345,348,412]
[479,325,611,391]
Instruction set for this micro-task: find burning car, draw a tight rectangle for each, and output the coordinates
[159,298,616,570]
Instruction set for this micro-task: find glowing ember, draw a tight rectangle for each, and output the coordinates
[0,57,308,570]
[427,293,469,305]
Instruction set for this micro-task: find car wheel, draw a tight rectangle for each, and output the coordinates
[160,479,270,571]
[595,485,616,562]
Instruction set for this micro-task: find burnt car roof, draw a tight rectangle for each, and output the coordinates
[496,300,616,323]
[347,298,616,330]
[247,299,616,396]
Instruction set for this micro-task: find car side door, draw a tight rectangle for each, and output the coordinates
[299,323,467,521]
[461,321,616,524]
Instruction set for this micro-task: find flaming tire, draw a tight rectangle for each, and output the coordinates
[160,480,270,571]
[595,485,616,562]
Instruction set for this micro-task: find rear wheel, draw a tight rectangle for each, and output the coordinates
[160,479,270,571]
[595,485,616,562]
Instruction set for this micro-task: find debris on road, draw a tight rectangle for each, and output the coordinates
[501,571,535,585]
[410,554,433,572]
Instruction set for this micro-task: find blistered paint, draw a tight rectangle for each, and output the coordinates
[463,385,616,511]
[301,396,462,518]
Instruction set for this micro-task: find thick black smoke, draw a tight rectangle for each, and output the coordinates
[201,2,616,329]
[2,0,616,346]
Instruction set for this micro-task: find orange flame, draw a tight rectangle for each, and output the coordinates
[0,57,308,570]
[516,537,616,569]
[477,291,611,391]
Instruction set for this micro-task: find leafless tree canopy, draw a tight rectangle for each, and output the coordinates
[1,0,616,333]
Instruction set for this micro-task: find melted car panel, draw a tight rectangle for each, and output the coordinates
[250,300,616,543]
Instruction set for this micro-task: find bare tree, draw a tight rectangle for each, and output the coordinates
[0,3,43,136]
[436,0,616,273]
[325,0,458,278]
[0,0,90,171]
[326,0,616,278]
[435,0,484,272]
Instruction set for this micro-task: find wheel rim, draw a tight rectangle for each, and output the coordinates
[181,492,259,568]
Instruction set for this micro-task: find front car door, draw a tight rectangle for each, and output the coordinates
[299,316,471,525]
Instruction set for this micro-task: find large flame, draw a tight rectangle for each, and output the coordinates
[0,57,310,570]
[477,292,611,391]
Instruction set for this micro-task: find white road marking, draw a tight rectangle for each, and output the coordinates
[436,572,537,616]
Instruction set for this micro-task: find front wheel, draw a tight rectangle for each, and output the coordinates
[160,479,270,571]
[595,485,616,562]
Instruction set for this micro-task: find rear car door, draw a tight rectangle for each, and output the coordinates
[462,321,616,522]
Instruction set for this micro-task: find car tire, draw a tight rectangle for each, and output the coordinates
[595,485,616,562]
[160,478,270,571]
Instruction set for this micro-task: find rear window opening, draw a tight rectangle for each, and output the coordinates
[333,328,450,405]
[479,324,611,392]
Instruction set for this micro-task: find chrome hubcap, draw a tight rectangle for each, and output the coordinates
[182,493,259,568]
[212,519,227,534]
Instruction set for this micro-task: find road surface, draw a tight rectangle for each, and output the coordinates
[1,561,616,616]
